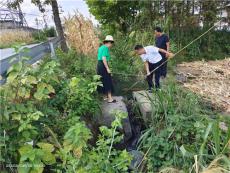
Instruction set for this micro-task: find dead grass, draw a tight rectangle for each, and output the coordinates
[0,30,34,48]
[64,11,99,56]
[176,58,230,114]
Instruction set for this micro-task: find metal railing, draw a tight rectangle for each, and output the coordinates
[0,37,61,77]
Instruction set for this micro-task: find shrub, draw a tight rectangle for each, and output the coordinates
[56,49,97,78]
[43,27,56,37]
[32,31,47,42]
[0,45,132,173]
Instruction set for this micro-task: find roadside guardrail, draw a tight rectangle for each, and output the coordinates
[0,37,61,84]
[0,37,61,83]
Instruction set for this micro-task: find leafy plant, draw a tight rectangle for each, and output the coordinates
[64,110,132,173]
[43,27,56,37]
[0,45,132,173]
[66,75,101,116]
[18,143,56,173]
[137,82,230,172]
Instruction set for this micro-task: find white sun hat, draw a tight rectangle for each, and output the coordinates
[104,35,114,42]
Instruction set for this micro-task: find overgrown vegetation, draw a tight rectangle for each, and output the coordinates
[0,30,34,49]
[0,47,131,173]
[1,0,230,172]
[137,82,230,172]
[32,27,56,42]
[87,0,230,61]
[0,27,56,48]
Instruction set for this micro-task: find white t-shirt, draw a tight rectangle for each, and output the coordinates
[140,46,162,64]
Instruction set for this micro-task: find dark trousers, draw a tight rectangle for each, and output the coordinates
[97,61,114,94]
[146,61,161,89]
[159,53,167,77]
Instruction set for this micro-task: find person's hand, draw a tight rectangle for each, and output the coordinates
[147,71,151,76]
[107,68,111,74]
[167,52,174,59]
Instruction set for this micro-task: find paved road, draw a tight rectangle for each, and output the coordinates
[0,43,40,60]
[0,37,60,82]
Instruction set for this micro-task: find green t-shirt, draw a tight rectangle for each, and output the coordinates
[97,45,110,61]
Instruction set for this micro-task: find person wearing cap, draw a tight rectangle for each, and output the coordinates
[134,45,174,92]
[97,35,116,103]
[154,26,170,78]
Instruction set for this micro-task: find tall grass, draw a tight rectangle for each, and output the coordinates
[0,30,34,48]
[137,81,230,172]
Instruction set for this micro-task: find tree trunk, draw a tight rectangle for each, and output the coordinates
[50,0,68,52]
[192,0,195,15]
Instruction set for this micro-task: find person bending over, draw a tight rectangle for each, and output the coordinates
[134,45,173,92]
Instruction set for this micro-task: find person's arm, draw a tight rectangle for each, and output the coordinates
[144,61,150,76]
[166,42,170,52]
[166,35,170,57]
[159,48,174,58]
[102,56,110,73]
[166,42,170,58]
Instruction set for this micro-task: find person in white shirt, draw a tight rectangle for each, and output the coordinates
[134,45,174,91]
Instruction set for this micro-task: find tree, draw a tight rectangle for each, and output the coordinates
[9,0,68,52]
[49,0,68,52]
[86,0,140,33]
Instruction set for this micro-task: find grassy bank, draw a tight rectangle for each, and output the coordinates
[0,30,35,49]
[0,28,56,49]
[135,77,230,172]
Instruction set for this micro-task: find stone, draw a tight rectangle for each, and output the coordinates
[97,96,132,141]
[129,150,144,171]
[176,73,188,83]
[133,90,154,123]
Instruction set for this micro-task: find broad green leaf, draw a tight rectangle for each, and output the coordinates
[18,163,31,173]
[19,145,35,162]
[69,77,80,88]
[21,76,37,84]
[28,111,43,120]
[46,84,55,93]
[37,142,54,152]
[19,145,33,156]
[13,62,23,72]
[41,152,56,165]
[7,71,18,83]
[27,76,37,84]
[2,111,9,121]
[34,91,43,100]
[12,113,21,121]
[18,87,30,98]
[34,83,45,100]
[22,131,31,139]
[30,163,44,173]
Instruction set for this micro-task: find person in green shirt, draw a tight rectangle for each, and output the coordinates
[97,35,116,103]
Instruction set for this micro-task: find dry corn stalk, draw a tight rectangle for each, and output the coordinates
[64,11,99,55]
[176,58,230,114]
